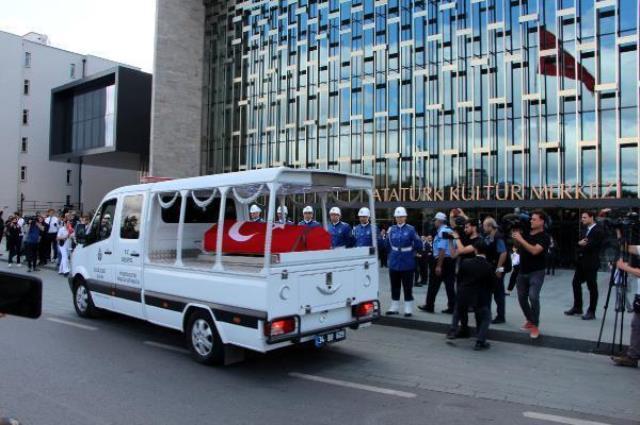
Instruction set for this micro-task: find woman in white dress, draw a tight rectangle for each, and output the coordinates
[57,218,72,276]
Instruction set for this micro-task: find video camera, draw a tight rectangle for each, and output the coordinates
[597,209,640,263]
[500,210,531,235]
[440,216,466,240]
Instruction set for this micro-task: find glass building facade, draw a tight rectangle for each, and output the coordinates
[203,0,639,203]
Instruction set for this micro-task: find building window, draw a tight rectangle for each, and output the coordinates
[20,166,26,181]
[22,109,29,125]
[65,195,71,207]
[24,52,31,67]
[70,63,76,78]
[21,137,28,153]
[66,169,72,185]
[23,79,30,95]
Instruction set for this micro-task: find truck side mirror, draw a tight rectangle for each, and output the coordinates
[0,272,42,319]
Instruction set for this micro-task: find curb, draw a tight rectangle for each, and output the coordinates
[375,316,628,355]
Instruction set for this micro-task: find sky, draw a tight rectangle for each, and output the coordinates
[0,0,156,72]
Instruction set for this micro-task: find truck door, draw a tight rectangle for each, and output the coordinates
[84,198,118,310]
[113,193,145,319]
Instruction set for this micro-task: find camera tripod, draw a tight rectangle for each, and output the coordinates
[596,265,629,354]
[596,222,636,354]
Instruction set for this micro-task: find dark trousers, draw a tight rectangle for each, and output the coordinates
[628,312,640,360]
[379,250,388,268]
[507,265,520,291]
[546,255,556,275]
[571,265,599,313]
[8,239,20,264]
[492,274,506,320]
[516,269,545,327]
[415,259,429,285]
[451,287,491,343]
[389,270,414,301]
[49,234,59,261]
[25,242,38,269]
[452,284,469,329]
[426,258,456,310]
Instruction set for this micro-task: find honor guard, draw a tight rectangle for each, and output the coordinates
[328,207,354,248]
[276,206,293,224]
[384,207,422,317]
[298,206,321,228]
[249,205,264,222]
[353,207,378,248]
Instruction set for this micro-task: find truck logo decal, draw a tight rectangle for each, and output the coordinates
[317,273,341,295]
[228,222,258,242]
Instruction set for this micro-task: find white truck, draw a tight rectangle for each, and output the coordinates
[69,167,380,365]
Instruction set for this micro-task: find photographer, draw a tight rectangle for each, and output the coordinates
[419,212,456,314]
[483,217,508,324]
[565,210,605,320]
[612,256,640,368]
[446,217,482,339]
[24,216,44,272]
[511,209,551,339]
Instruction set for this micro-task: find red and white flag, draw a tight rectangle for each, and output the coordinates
[538,27,595,92]
[204,220,331,254]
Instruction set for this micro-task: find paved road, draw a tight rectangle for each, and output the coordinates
[1,267,638,425]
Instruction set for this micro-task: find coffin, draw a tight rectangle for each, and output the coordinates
[204,220,331,254]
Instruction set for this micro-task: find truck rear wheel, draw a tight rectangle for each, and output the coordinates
[186,310,225,365]
[73,279,99,318]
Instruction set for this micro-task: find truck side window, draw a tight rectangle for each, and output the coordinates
[120,195,143,239]
[87,198,117,244]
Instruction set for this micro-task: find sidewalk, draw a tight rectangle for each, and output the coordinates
[377,267,632,353]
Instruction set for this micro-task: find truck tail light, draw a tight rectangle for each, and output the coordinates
[352,301,378,319]
[264,316,298,338]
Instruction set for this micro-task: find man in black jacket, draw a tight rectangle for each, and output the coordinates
[415,235,432,287]
[565,210,605,320]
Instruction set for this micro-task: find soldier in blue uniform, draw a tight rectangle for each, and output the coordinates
[249,205,264,223]
[328,207,354,248]
[353,207,378,248]
[384,206,422,317]
[276,205,293,224]
[419,212,457,314]
[298,205,321,228]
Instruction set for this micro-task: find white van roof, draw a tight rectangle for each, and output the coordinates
[104,167,374,198]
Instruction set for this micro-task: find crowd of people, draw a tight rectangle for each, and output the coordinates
[376,207,555,350]
[0,209,90,276]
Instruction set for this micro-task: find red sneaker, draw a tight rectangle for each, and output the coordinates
[529,325,540,339]
[520,321,533,331]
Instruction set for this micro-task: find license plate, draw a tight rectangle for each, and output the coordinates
[314,329,346,347]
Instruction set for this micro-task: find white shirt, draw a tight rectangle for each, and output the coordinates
[586,223,596,237]
[46,216,60,234]
[511,252,520,266]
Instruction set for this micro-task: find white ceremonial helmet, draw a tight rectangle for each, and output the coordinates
[394,207,408,217]
[358,207,371,217]
[303,206,314,214]
[277,205,288,215]
[250,205,262,214]
[329,207,342,216]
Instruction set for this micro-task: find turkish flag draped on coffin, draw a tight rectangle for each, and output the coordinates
[204,220,331,255]
[538,27,595,92]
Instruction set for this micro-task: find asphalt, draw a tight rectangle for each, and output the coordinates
[1,265,639,425]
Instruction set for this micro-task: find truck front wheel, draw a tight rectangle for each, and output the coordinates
[186,310,225,365]
[73,279,99,318]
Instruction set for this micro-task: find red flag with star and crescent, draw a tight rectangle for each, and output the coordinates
[204,220,331,254]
